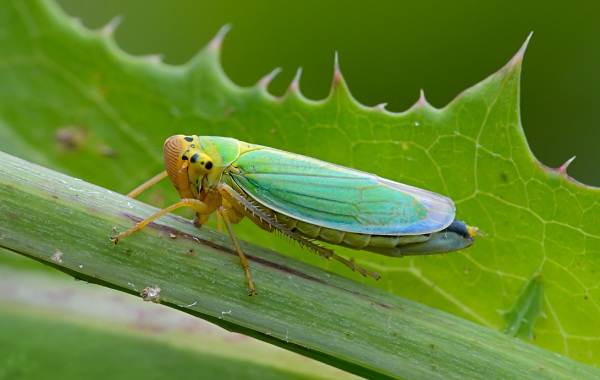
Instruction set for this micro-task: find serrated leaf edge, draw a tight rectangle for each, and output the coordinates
[44,1,598,191]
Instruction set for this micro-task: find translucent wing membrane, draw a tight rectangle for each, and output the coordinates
[230,148,455,236]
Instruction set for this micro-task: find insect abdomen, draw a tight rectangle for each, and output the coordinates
[275,212,431,253]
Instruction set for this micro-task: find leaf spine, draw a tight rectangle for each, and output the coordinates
[100,15,123,37]
[287,67,303,93]
[257,67,282,90]
[209,24,232,52]
[557,156,576,175]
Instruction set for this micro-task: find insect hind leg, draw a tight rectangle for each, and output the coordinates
[218,206,257,296]
[217,183,380,280]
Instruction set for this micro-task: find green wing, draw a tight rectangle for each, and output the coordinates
[230,148,455,236]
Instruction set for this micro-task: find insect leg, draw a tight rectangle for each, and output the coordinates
[215,213,224,232]
[218,207,257,296]
[217,183,380,280]
[111,198,210,244]
[127,170,168,198]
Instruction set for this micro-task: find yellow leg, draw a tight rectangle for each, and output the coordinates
[219,207,257,296]
[111,198,209,244]
[216,213,223,232]
[127,170,168,198]
[217,183,381,280]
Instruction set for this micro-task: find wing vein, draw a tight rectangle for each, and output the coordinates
[231,148,455,235]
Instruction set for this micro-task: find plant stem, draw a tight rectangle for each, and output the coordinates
[0,151,597,380]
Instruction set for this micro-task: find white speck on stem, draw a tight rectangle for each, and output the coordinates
[51,250,64,264]
[220,310,232,319]
[178,300,198,308]
[141,286,161,303]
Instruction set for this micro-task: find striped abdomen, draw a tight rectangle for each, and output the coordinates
[274,212,473,256]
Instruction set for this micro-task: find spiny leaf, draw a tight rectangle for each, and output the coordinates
[1,0,599,366]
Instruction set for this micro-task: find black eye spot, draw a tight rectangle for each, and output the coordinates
[205,161,213,170]
[184,136,193,142]
[182,155,188,160]
[190,153,199,163]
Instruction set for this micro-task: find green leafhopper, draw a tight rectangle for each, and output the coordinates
[112,135,477,295]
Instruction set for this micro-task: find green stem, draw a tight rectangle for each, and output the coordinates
[0,151,596,380]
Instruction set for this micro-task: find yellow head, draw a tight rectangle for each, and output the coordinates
[163,135,217,199]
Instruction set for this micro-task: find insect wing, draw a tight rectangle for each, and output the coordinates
[230,148,455,236]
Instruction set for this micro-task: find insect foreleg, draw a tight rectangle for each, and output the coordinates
[111,198,211,244]
[127,170,168,198]
[218,207,257,296]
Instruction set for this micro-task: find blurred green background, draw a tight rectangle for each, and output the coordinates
[57,0,600,185]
